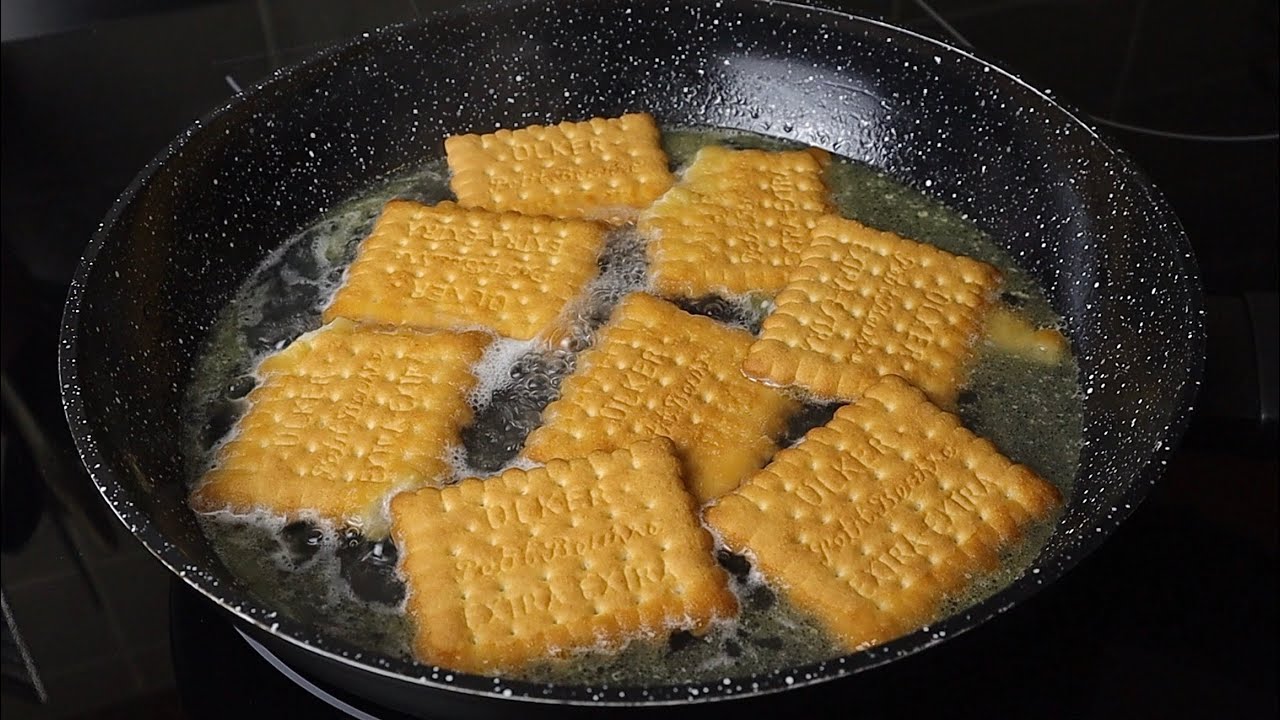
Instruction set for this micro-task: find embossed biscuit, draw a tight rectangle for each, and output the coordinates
[639,145,832,296]
[390,439,737,674]
[323,200,606,340]
[445,113,674,224]
[191,319,490,536]
[523,293,800,504]
[705,376,1060,651]
[678,145,831,212]
[742,215,1002,406]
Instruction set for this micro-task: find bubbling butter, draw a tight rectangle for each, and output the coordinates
[182,127,1082,685]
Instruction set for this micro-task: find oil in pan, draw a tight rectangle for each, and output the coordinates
[182,127,1083,685]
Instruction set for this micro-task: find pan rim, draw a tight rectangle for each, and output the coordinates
[58,0,1205,708]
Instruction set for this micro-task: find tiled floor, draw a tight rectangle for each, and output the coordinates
[2,505,179,719]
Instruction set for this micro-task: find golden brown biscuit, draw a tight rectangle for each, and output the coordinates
[639,145,832,296]
[445,113,674,224]
[323,200,605,341]
[742,216,1002,406]
[523,293,800,503]
[705,376,1060,651]
[678,145,831,212]
[390,439,737,674]
[191,319,489,536]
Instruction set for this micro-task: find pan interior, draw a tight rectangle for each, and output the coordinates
[61,0,1201,706]
[182,125,1082,687]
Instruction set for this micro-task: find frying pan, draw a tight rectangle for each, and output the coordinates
[58,0,1203,715]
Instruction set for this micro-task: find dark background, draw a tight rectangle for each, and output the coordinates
[1,1,1275,718]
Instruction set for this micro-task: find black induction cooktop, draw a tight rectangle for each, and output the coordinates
[2,2,1275,719]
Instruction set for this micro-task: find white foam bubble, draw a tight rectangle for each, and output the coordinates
[467,336,540,410]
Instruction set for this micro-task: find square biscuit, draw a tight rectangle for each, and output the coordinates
[705,376,1061,651]
[191,319,490,536]
[522,293,800,504]
[445,113,674,224]
[639,145,832,296]
[323,200,606,341]
[390,439,737,675]
[742,215,1002,406]
[679,145,831,213]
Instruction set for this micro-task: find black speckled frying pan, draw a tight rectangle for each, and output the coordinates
[58,0,1203,716]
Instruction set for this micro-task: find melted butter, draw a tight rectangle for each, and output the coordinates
[182,127,1082,685]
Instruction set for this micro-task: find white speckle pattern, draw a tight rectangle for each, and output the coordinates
[57,0,1202,709]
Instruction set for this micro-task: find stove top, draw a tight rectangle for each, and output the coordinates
[1,2,1275,719]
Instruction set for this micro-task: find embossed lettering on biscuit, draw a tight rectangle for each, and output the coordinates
[390,439,737,674]
[190,319,489,536]
[639,145,832,296]
[523,293,800,504]
[705,376,1060,651]
[742,215,1002,406]
[445,113,674,224]
[323,200,606,340]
